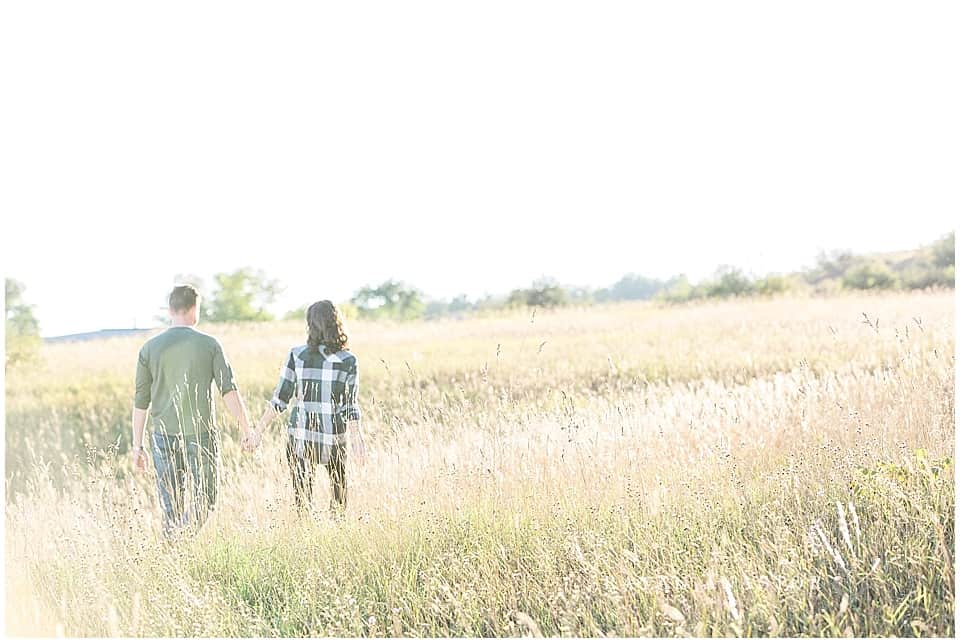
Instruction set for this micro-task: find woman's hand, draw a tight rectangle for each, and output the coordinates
[348,420,367,465]
[252,406,279,452]
[241,429,262,452]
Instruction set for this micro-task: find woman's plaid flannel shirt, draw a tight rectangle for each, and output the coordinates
[271,344,361,462]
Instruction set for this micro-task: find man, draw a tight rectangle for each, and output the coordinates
[132,284,260,536]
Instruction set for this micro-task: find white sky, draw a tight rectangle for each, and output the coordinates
[1,1,957,337]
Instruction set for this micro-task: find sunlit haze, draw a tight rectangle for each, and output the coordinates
[2,1,956,337]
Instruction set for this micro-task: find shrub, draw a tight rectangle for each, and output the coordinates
[5,278,41,368]
[842,261,899,290]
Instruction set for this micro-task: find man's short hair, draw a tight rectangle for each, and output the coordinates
[169,284,200,312]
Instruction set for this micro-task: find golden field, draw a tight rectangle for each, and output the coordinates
[4,291,955,636]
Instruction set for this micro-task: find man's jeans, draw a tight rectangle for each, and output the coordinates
[150,431,219,537]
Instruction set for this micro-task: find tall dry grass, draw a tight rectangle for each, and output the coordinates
[4,292,955,636]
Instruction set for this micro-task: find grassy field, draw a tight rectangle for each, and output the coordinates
[4,292,955,636]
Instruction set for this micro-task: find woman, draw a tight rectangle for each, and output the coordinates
[255,300,366,515]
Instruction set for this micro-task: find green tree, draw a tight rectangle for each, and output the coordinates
[424,299,450,318]
[449,294,472,314]
[754,274,793,296]
[805,249,855,284]
[507,277,569,308]
[842,260,898,290]
[473,294,506,312]
[932,231,955,268]
[424,294,475,318]
[606,273,665,301]
[901,264,954,290]
[351,280,425,320]
[205,268,281,322]
[283,305,307,321]
[285,301,358,322]
[658,274,694,303]
[565,286,595,304]
[6,278,41,367]
[706,266,754,298]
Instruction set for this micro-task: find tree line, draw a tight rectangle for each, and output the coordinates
[344,230,954,315]
[167,229,956,323]
[5,231,954,365]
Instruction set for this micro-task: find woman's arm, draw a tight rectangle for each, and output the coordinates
[272,350,297,412]
[251,350,296,441]
[255,404,279,432]
[344,360,366,462]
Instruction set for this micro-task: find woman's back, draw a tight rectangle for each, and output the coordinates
[271,343,360,436]
[255,299,364,512]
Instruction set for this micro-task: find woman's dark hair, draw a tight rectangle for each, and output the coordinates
[306,300,349,354]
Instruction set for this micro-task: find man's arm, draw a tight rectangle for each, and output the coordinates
[132,408,148,450]
[131,407,149,472]
[212,340,257,450]
[222,389,254,440]
[132,348,152,472]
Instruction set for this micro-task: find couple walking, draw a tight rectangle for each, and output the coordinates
[132,285,366,536]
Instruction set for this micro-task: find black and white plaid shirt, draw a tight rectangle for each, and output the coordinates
[271,344,361,462]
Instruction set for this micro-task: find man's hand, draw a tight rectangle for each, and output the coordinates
[132,447,148,473]
[241,430,261,452]
[131,407,148,473]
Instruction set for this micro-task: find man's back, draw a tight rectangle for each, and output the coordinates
[134,327,236,435]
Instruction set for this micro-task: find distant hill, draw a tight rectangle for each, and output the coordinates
[491,232,957,310]
[44,328,156,344]
[800,232,955,294]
